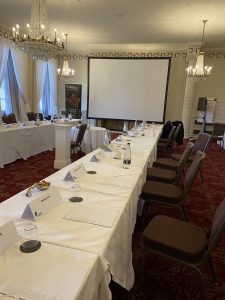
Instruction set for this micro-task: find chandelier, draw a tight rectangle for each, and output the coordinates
[186,20,212,79]
[12,0,64,61]
[57,33,75,79]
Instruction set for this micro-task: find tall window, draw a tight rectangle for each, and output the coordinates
[0,50,19,118]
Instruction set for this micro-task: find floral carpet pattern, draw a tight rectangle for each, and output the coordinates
[0,142,225,299]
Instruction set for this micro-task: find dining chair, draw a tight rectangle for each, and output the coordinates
[5,113,17,124]
[210,123,225,148]
[140,198,225,300]
[71,123,87,156]
[141,151,205,222]
[35,112,44,121]
[171,132,211,182]
[146,142,193,184]
[157,126,176,156]
[27,112,36,121]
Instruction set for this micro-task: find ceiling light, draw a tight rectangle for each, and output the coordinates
[186,20,212,79]
[12,0,64,61]
[57,33,75,79]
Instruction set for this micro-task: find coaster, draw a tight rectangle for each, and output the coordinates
[20,240,41,253]
[87,171,97,174]
[69,196,83,203]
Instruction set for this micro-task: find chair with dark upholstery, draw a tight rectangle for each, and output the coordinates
[157,126,176,155]
[27,112,36,121]
[35,113,44,121]
[146,142,194,184]
[1,115,8,124]
[3,113,17,124]
[141,151,205,221]
[71,123,87,156]
[140,198,225,300]
[171,132,211,182]
[210,123,225,148]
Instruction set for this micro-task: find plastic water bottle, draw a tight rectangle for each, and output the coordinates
[123,121,128,134]
[103,130,110,147]
[123,142,131,169]
[36,114,40,125]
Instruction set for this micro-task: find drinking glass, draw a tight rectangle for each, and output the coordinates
[20,223,40,252]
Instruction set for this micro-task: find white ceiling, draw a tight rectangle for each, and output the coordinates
[1,0,225,53]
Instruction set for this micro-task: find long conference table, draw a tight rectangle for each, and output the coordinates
[0,125,162,300]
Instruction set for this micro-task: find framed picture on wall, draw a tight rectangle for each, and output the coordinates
[65,84,82,118]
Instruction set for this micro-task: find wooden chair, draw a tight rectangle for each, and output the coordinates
[140,198,225,299]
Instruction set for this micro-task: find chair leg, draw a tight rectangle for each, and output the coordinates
[179,203,187,221]
[199,168,204,183]
[141,200,150,228]
[208,256,219,283]
[136,249,147,299]
[194,267,208,300]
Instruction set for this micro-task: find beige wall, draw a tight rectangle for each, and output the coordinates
[57,60,88,112]
[192,58,225,116]
[165,58,186,122]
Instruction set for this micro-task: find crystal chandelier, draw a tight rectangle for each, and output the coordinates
[186,20,212,79]
[12,0,64,61]
[57,33,75,79]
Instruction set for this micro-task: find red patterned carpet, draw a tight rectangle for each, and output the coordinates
[0,142,225,299]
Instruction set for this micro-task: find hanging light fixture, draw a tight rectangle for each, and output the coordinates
[186,20,212,79]
[57,33,75,79]
[12,0,64,61]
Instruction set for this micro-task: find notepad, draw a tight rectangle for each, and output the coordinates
[63,205,118,228]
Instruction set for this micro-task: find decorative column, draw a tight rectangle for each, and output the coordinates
[181,51,198,137]
[54,123,73,169]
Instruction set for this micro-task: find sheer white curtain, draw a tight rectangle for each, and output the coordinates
[0,36,10,115]
[47,59,58,116]
[35,60,48,114]
[10,46,30,121]
[35,58,57,117]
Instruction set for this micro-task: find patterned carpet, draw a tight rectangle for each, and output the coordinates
[0,141,225,299]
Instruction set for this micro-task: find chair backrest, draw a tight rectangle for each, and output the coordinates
[205,198,225,257]
[1,115,8,124]
[172,123,182,142]
[75,123,87,146]
[177,142,194,175]
[167,126,176,140]
[212,123,225,136]
[183,151,205,196]
[192,133,211,155]
[27,112,36,121]
[7,113,17,123]
[36,113,44,121]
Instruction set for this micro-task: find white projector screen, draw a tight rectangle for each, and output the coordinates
[87,58,170,122]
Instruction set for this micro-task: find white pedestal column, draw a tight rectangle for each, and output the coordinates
[182,58,197,137]
[54,124,73,169]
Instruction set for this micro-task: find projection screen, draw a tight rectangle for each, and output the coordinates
[87,58,170,122]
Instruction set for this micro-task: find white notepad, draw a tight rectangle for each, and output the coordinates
[63,205,118,228]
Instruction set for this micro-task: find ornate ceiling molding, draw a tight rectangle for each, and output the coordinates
[1,26,225,60]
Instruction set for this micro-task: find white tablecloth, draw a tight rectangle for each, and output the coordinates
[0,124,162,297]
[0,122,55,168]
[0,242,110,300]
[72,126,106,153]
